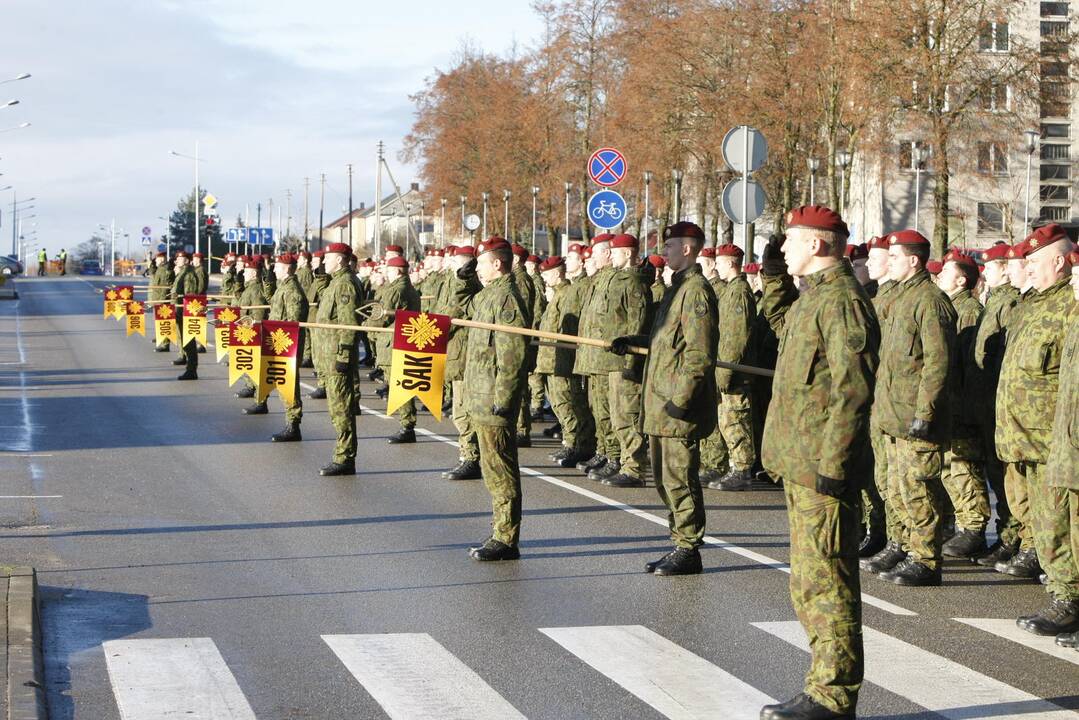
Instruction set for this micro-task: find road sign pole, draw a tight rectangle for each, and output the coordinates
[742,126,749,254]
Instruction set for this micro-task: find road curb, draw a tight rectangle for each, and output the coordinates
[2,567,47,720]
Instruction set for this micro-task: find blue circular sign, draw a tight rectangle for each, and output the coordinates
[587,190,627,230]
[588,147,627,187]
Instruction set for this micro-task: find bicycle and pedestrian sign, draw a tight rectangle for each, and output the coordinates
[588,147,627,187]
[587,189,626,230]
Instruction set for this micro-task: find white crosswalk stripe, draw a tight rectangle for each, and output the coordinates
[753,621,1079,719]
[956,618,1079,667]
[102,638,257,720]
[540,624,775,719]
[322,633,527,720]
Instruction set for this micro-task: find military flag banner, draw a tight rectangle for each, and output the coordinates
[387,310,451,421]
[228,322,261,387]
[258,320,300,405]
[113,285,134,320]
[213,306,240,362]
[182,295,208,346]
[125,300,146,337]
[103,288,120,319]
[154,304,179,345]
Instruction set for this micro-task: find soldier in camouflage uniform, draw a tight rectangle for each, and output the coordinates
[871,229,956,587]
[701,243,758,491]
[259,254,277,300]
[243,254,309,444]
[647,255,667,304]
[1047,251,1079,649]
[150,252,175,352]
[525,254,549,422]
[610,222,717,577]
[757,206,877,720]
[219,252,239,298]
[314,243,361,476]
[509,243,545,446]
[306,252,332,399]
[971,242,1022,568]
[170,251,203,380]
[997,226,1078,636]
[464,238,529,561]
[935,249,989,559]
[233,258,268,401]
[372,256,421,442]
[439,246,484,481]
[549,244,597,466]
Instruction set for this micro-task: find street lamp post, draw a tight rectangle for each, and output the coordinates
[912,145,928,233]
[643,171,653,253]
[440,198,447,247]
[530,187,539,252]
[808,158,820,204]
[503,189,511,239]
[836,151,852,215]
[0,73,31,85]
[481,192,489,238]
[169,143,203,259]
[671,169,683,222]
[563,182,572,254]
[1024,129,1039,232]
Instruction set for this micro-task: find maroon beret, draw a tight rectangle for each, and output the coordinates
[193,252,204,258]
[843,244,868,260]
[567,243,586,255]
[926,260,943,275]
[744,262,760,274]
[581,247,593,260]
[663,222,705,242]
[455,245,475,257]
[510,243,529,259]
[477,238,510,256]
[866,236,890,252]
[943,249,977,268]
[888,229,930,248]
[539,256,564,272]
[275,253,295,264]
[785,205,849,238]
[155,251,167,258]
[386,256,408,269]
[174,250,189,259]
[527,254,540,263]
[981,243,1011,262]
[647,255,666,269]
[384,244,404,254]
[312,250,324,258]
[699,247,716,258]
[715,243,744,258]
[325,242,352,256]
[1067,250,1079,265]
[611,234,639,249]
[1025,223,1070,256]
[590,233,615,246]
[1007,240,1029,260]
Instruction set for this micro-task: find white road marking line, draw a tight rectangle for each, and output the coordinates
[322,633,526,720]
[103,638,257,720]
[0,453,53,458]
[753,621,1077,719]
[296,378,915,618]
[956,618,1079,667]
[541,625,774,719]
[0,495,61,499]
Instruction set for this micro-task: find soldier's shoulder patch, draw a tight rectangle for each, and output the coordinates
[847,324,867,353]
[693,299,708,317]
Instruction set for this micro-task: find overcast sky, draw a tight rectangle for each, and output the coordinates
[1,0,542,258]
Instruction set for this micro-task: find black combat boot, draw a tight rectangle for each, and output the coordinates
[996,548,1041,578]
[975,539,1019,568]
[577,454,606,473]
[299,358,314,368]
[1055,630,1079,648]
[652,547,703,576]
[1017,598,1079,636]
[530,407,546,422]
[320,460,356,476]
[308,386,327,399]
[551,446,571,461]
[442,460,481,481]
[880,559,942,586]
[155,345,170,353]
[176,370,198,381]
[243,402,268,415]
[603,472,644,488]
[699,469,723,486]
[388,428,416,444]
[760,693,853,719]
[235,386,255,399]
[468,538,520,561]
[942,528,987,559]
[172,357,187,366]
[271,423,301,442]
[710,467,754,491]
[557,449,592,468]
[375,386,389,400]
[860,541,906,574]
[589,459,620,481]
[542,422,562,438]
[367,368,383,381]
[516,434,531,448]
[858,531,887,558]
[645,550,675,573]
[196,344,206,354]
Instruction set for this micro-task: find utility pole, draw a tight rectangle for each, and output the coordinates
[318,173,326,250]
[256,202,262,255]
[285,188,292,245]
[303,177,310,249]
[267,198,275,253]
[375,142,384,257]
[347,163,354,247]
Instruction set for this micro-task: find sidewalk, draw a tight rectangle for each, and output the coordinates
[1,567,46,720]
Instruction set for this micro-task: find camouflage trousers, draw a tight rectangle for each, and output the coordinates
[784,479,863,715]
[700,388,756,473]
[267,375,303,424]
[529,372,546,413]
[452,380,479,462]
[608,371,648,479]
[861,428,887,542]
[1004,462,1035,551]
[588,374,616,459]
[650,436,705,549]
[476,423,522,546]
[1026,462,1079,601]
[516,385,532,439]
[884,434,944,571]
[324,369,356,463]
[941,430,989,533]
[980,420,1019,547]
[546,375,593,453]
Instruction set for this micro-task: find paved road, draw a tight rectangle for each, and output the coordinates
[0,276,1076,719]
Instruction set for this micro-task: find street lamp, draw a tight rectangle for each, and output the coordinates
[459,195,467,239]
[1023,128,1039,232]
[440,198,447,246]
[912,145,929,232]
[530,187,539,251]
[0,122,30,133]
[807,158,820,204]
[1,100,19,108]
[502,189,511,239]
[643,171,653,253]
[169,144,205,259]
[563,182,572,252]
[0,74,31,85]
[836,151,852,214]
[671,169,684,221]
[481,192,489,238]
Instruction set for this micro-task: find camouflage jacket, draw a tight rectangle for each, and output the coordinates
[220,267,238,299]
[435,267,481,383]
[869,279,899,321]
[996,278,1074,463]
[171,266,201,304]
[268,274,309,322]
[574,265,650,376]
[463,272,528,427]
[151,264,174,302]
[872,270,956,444]
[373,275,421,369]
[535,280,577,377]
[306,272,329,306]
[715,274,757,391]
[193,265,208,295]
[313,268,360,374]
[510,265,540,327]
[637,264,718,439]
[295,265,314,296]
[973,284,1020,384]
[948,288,983,430]
[760,262,879,489]
[261,268,277,301]
[1048,314,1079,489]
[651,281,666,306]
[239,280,267,321]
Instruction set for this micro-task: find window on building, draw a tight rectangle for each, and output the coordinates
[980,21,1010,51]
[898,140,931,171]
[980,84,1011,111]
[977,203,1007,234]
[977,142,1009,174]
[1041,2,1070,17]
[1042,123,1071,138]
[1041,143,1071,160]
[1041,20,1070,37]
[1040,206,1069,221]
[1041,184,1070,201]
[1041,60,1069,76]
[1041,164,1071,180]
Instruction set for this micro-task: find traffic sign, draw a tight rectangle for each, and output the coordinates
[157,243,166,252]
[140,237,152,247]
[141,226,152,237]
[202,193,218,208]
[587,189,627,230]
[588,147,627,187]
[721,179,767,225]
[464,214,481,232]
[722,126,768,174]
[254,228,274,246]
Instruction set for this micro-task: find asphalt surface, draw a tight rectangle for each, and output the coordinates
[0,275,1076,719]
